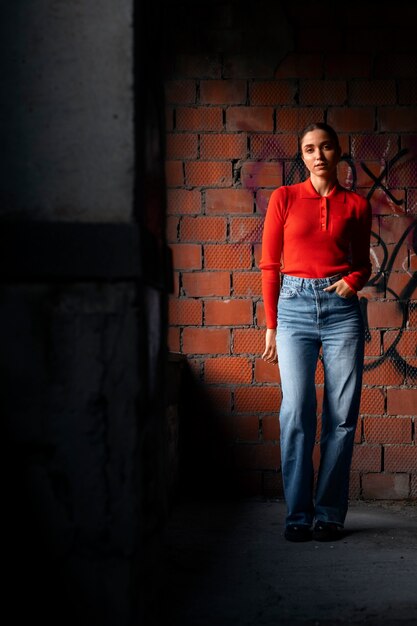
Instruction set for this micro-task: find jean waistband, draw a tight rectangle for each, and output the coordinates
[281,273,343,287]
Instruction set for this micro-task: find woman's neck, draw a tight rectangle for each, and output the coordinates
[309,174,338,197]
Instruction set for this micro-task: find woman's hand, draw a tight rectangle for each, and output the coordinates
[262,328,277,364]
[323,278,356,298]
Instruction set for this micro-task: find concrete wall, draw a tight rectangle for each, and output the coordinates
[0,0,134,221]
[1,1,173,625]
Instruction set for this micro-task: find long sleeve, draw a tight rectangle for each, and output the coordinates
[342,198,372,293]
[259,188,285,329]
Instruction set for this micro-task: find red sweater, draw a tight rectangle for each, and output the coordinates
[259,178,372,329]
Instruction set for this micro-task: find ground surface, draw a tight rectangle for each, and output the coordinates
[156,498,417,626]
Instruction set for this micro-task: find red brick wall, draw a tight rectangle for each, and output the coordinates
[163,2,417,500]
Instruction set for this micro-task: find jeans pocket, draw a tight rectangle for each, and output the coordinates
[334,291,357,302]
[280,286,299,299]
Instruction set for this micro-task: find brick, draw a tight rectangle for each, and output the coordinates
[166,107,174,131]
[205,299,253,325]
[380,108,417,133]
[345,161,388,189]
[409,301,417,326]
[182,328,230,355]
[185,161,233,187]
[253,243,262,268]
[256,301,266,327]
[276,108,324,131]
[262,414,280,441]
[226,107,274,132]
[250,134,298,159]
[274,53,324,79]
[370,188,407,217]
[167,326,180,352]
[296,27,344,53]
[327,107,374,132]
[175,54,222,78]
[256,189,273,215]
[387,388,417,416]
[233,328,265,354]
[254,359,280,383]
[204,244,252,270]
[199,80,246,104]
[299,80,346,105]
[180,216,227,242]
[166,134,198,159]
[408,189,417,215]
[221,415,260,442]
[384,446,417,472]
[349,472,361,500]
[366,300,404,329]
[324,53,372,78]
[234,386,281,413]
[165,80,196,104]
[176,107,223,131]
[362,357,405,386]
[398,79,417,104]
[230,216,264,244]
[374,54,417,79]
[207,387,231,413]
[350,134,399,161]
[233,272,262,297]
[223,54,276,79]
[200,133,247,159]
[170,243,202,270]
[166,216,179,243]
[405,358,417,386]
[204,356,252,384]
[362,473,410,499]
[249,81,295,105]
[350,80,396,106]
[384,330,417,357]
[263,471,284,498]
[315,358,325,384]
[185,357,202,380]
[360,387,385,415]
[380,216,415,246]
[241,162,282,189]
[389,155,417,188]
[351,445,382,471]
[167,189,201,215]
[171,271,180,297]
[233,443,280,471]
[168,298,202,325]
[182,271,230,297]
[364,417,412,444]
[232,470,262,496]
[384,273,411,298]
[165,160,184,186]
[205,188,254,214]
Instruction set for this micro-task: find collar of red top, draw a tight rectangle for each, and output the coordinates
[300,178,347,203]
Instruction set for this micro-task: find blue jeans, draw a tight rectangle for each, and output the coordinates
[277,274,365,528]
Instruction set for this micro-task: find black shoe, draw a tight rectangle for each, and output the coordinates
[284,525,312,542]
[313,521,344,542]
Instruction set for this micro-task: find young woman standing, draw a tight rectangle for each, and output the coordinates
[259,123,372,542]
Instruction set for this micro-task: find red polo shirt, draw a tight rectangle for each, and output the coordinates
[259,178,372,329]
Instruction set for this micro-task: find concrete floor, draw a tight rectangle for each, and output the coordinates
[156,497,417,626]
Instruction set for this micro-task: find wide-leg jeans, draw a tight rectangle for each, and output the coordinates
[276,273,365,528]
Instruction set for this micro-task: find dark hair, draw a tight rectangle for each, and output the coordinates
[299,122,340,150]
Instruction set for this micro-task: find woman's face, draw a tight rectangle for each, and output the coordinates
[300,129,341,178]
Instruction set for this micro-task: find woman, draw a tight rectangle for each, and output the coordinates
[259,122,372,542]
